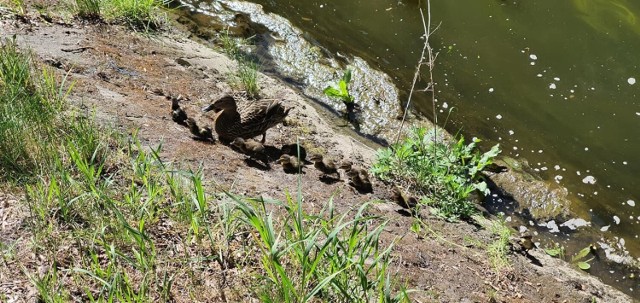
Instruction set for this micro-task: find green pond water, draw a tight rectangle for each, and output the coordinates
[180,0,640,295]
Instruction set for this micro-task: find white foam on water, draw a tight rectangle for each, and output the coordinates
[582,176,596,185]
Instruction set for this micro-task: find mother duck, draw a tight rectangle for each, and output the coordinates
[202,95,290,143]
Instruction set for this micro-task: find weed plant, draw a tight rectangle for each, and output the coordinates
[372,127,500,221]
[75,0,100,19]
[75,0,167,30]
[323,69,354,105]
[238,60,259,99]
[220,30,261,98]
[7,0,25,15]
[474,215,512,271]
[227,191,409,302]
[0,38,69,182]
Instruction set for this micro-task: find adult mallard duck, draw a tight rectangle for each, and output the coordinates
[202,95,290,143]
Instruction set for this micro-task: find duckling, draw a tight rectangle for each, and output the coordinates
[202,95,290,143]
[281,143,307,161]
[345,169,373,193]
[199,126,214,142]
[392,186,418,211]
[309,154,339,178]
[519,234,535,251]
[171,96,188,125]
[339,160,354,172]
[276,154,303,173]
[340,161,372,192]
[231,137,265,157]
[339,161,370,178]
[186,117,215,142]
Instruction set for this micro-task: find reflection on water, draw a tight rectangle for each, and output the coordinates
[185,0,640,295]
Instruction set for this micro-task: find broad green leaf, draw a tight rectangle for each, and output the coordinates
[342,69,351,84]
[571,246,591,262]
[577,261,591,270]
[545,248,562,257]
[339,79,348,95]
[323,86,342,98]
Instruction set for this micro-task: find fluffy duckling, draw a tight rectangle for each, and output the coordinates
[186,118,215,142]
[171,96,188,125]
[231,137,265,157]
[392,186,418,213]
[276,154,303,173]
[339,161,370,178]
[346,169,372,192]
[281,143,307,161]
[309,154,339,178]
[340,161,372,192]
[518,234,535,251]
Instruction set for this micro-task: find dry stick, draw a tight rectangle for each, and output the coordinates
[394,0,440,145]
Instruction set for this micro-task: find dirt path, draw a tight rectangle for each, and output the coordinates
[0,13,635,303]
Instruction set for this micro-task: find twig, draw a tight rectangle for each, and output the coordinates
[394,0,440,145]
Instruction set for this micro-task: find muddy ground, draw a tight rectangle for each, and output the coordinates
[0,9,635,303]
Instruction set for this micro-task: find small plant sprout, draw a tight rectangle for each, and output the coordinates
[323,69,355,105]
[544,243,565,259]
[571,244,596,270]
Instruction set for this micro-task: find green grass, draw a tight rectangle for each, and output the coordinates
[229,192,408,302]
[372,127,500,221]
[75,0,100,19]
[474,215,513,271]
[5,0,25,15]
[0,37,69,182]
[237,60,260,99]
[1,40,408,302]
[74,0,167,30]
[220,30,261,99]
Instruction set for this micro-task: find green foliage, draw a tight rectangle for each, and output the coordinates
[238,60,260,99]
[545,243,594,271]
[7,0,25,15]
[323,69,354,104]
[220,30,261,98]
[372,127,500,221]
[0,37,68,182]
[544,243,565,258]
[571,245,595,270]
[473,215,512,271]
[75,0,101,19]
[74,0,167,30]
[227,192,409,302]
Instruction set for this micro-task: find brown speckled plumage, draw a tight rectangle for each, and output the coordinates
[205,95,290,143]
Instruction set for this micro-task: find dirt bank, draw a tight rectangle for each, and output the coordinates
[0,7,635,303]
